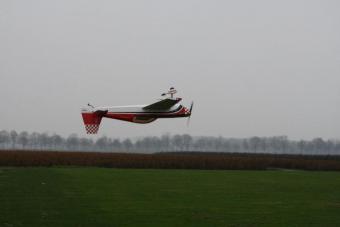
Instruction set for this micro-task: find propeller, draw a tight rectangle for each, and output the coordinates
[187,101,194,127]
[190,101,194,113]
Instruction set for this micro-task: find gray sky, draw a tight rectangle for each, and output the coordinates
[1,0,339,140]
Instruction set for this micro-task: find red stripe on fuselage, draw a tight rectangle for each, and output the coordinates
[104,106,189,123]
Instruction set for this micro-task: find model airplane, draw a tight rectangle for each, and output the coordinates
[81,87,193,134]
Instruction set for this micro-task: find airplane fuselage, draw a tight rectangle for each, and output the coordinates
[82,103,190,124]
[81,94,193,134]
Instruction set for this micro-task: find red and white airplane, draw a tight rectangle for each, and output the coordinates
[81,88,193,134]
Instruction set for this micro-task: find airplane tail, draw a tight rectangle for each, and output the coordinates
[81,108,107,134]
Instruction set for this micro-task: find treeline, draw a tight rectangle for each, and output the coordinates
[0,130,340,154]
[0,150,339,171]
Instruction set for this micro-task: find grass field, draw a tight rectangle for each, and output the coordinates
[0,168,340,227]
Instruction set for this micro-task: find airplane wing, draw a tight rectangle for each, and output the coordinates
[143,98,181,110]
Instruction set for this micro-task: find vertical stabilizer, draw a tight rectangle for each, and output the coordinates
[81,108,106,134]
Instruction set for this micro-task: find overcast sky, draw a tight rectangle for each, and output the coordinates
[1,0,339,140]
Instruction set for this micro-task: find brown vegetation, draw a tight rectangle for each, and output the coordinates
[0,150,340,171]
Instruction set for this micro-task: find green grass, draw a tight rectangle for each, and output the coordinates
[0,168,340,227]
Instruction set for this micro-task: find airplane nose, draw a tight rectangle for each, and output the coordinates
[184,107,191,116]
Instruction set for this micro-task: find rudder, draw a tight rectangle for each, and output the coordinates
[81,109,106,134]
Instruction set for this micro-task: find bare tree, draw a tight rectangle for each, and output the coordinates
[66,134,79,150]
[96,136,110,151]
[249,137,261,153]
[182,134,192,151]
[51,134,64,150]
[18,131,29,149]
[10,130,18,149]
[0,130,10,149]
[122,138,133,151]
